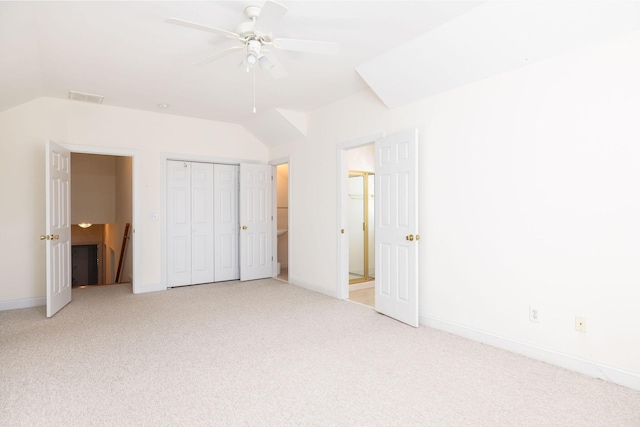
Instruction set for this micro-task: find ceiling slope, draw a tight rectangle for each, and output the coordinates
[243,108,306,147]
[0,1,484,147]
[0,2,44,112]
[357,1,640,109]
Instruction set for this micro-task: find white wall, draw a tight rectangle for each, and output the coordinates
[275,30,640,378]
[0,97,268,302]
[346,144,374,173]
[71,153,116,225]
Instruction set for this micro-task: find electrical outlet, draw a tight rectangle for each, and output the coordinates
[575,316,587,332]
[529,306,542,323]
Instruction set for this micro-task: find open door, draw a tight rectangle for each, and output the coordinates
[374,130,419,327]
[239,163,273,281]
[44,140,72,317]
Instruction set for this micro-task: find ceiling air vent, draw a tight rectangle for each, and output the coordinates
[68,90,104,104]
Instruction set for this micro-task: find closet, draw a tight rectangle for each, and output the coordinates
[166,160,272,287]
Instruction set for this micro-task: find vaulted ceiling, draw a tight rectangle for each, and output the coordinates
[1,1,638,146]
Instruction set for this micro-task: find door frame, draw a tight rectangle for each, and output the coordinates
[63,144,140,293]
[336,133,384,300]
[269,156,290,280]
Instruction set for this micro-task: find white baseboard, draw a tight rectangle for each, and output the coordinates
[421,314,640,392]
[133,282,166,294]
[289,278,337,298]
[0,297,45,311]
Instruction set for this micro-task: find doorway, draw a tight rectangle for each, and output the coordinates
[348,171,375,284]
[337,130,420,326]
[343,144,376,306]
[274,161,289,282]
[70,153,133,287]
[66,144,137,292]
[45,142,139,317]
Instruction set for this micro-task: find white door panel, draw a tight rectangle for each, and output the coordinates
[167,161,192,286]
[375,130,419,327]
[214,164,239,281]
[46,140,72,317]
[191,162,214,284]
[172,236,189,276]
[240,164,273,281]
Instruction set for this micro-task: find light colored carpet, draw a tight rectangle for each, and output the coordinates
[1,279,639,426]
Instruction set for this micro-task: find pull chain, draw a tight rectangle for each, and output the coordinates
[252,67,256,114]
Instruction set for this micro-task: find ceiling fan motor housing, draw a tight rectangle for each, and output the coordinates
[235,21,258,39]
[244,6,262,21]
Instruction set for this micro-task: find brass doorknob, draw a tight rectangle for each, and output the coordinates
[40,235,47,240]
[242,226,247,230]
[53,235,59,240]
[406,234,414,241]
[416,235,421,241]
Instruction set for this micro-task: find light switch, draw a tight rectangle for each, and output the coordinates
[149,212,159,221]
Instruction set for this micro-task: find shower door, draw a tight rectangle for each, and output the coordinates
[348,171,375,284]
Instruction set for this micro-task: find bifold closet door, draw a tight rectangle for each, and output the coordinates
[191,162,215,284]
[167,161,214,287]
[167,161,191,286]
[214,164,239,281]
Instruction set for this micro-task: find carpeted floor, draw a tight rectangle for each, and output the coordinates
[1,279,639,426]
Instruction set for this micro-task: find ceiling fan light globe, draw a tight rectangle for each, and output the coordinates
[247,53,258,65]
[260,56,274,72]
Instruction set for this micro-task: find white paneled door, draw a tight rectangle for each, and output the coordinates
[45,140,72,317]
[166,161,214,287]
[190,162,215,284]
[167,161,192,286]
[374,130,419,327]
[239,164,274,281]
[214,164,240,281]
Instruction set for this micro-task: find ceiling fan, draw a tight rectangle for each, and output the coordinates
[165,0,340,79]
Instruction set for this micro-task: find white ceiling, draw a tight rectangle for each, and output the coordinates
[1,1,638,147]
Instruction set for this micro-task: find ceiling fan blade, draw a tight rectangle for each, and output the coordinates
[165,18,239,39]
[273,38,339,55]
[192,46,244,66]
[253,0,288,34]
[261,51,288,79]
